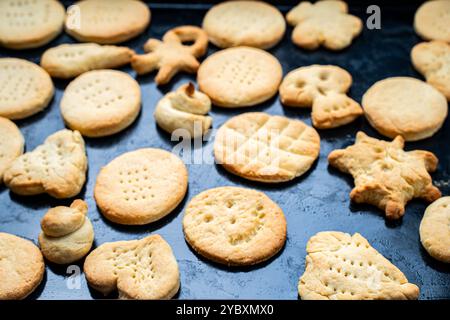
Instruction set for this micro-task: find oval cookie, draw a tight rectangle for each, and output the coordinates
[94,148,188,225]
[183,187,287,266]
[0,117,24,183]
[414,0,450,42]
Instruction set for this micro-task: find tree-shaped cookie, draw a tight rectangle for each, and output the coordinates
[286,1,362,50]
[328,132,441,219]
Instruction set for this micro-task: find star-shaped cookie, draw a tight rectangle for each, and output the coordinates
[328,132,441,219]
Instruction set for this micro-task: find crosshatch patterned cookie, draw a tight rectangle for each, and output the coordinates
[41,43,135,79]
[414,0,450,42]
[214,113,320,183]
[0,232,45,300]
[362,77,448,141]
[197,47,283,107]
[183,187,287,266]
[65,0,151,44]
[279,65,363,129]
[3,129,87,199]
[298,232,420,300]
[328,132,441,220]
[0,117,24,183]
[0,58,54,120]
[420,197,450,263]
[84,235,180,299]
[0,0,65,49]
[60,70,141,137]
[286,0,362,50]
[94,148,188,225]
[411,41,450,101]
[202,0,286,49]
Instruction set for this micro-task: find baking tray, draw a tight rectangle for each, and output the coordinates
[0,0,448,300]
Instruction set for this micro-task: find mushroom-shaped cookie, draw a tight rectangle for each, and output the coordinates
[154,82,212,139]
[39,200,94,264]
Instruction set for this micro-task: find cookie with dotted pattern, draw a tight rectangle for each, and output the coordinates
[60,69,141,137]
[414,0,450,42]
[94,148,188,225]
[0,117,24,183]
[298,231,420,300]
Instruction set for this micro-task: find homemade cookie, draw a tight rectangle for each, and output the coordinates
[0,117,24,183]
[0,232,45,300]
[41,43,134,79]
[94,148,188,225]
[60,70,141,137]
[414,0,450,42]
[362,77,448,141]
[65,0,150,44]
[39,199,94,264]
[0,0,65,49]
[0,58,54,120]
[197,47,283,107]
[183,187,287,266]
[131,26,208,85]
[84,235,180,299]
[279,65,363,129]
[328,131,441,220]
[298,232,420,300]
[202,1,286,49]
[154,82,212,139]
[411,41,450,101]
[214,112,320,183]
[286,0,362,50]
[3,129,87,199]
[420,197,450,263]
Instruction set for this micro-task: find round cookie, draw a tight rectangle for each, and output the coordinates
[0,232,45,300]
[362,77,448,141]
[420,197,450,263]
[94,148,188,225]
[60,70,141,137]
[214,112,321,183]
[414,0,450,42]
[0,58,54,120]
[202,1,286,49]
[0,117,24,183]
[197,47,282,107]
[65,0,151,44]
[183,186,287,266]
[0,0,65,49]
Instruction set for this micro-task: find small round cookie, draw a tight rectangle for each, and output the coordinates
[60,70,141,137]
[362,77,448,141]
[414,0,450,42]
[0,58,54,120]
[420,197,450,263]
[94,148,188,225]
[183,187,287,266]
[202,1,286,49]
[0,0,65,49]
[197,47,283,107]
[0,232,45,300]
[0,117,24,183]
[65,0,151,44]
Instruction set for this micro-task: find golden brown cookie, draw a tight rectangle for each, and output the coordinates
[0,117,24,183]
[414,0,450,42]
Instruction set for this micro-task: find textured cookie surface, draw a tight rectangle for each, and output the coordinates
[0,58,54,120]
[183,187,287,266]
[3,129,87,199]
[414,0,450,42]
[202,1,285,49]
[84,235,180,299]
[197,47,282,107]
[66,0,150,44]
[0,117,24,183]
[298,232,420,300]
[362,77,448,141]
[60,70,141,137]
[279,65,363,129]
[328,132,441,220]
[0,232,45,300]
[0,0,65,49]
[214,112,320,183]
[94,148,188,225]
[420,197,450,263]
